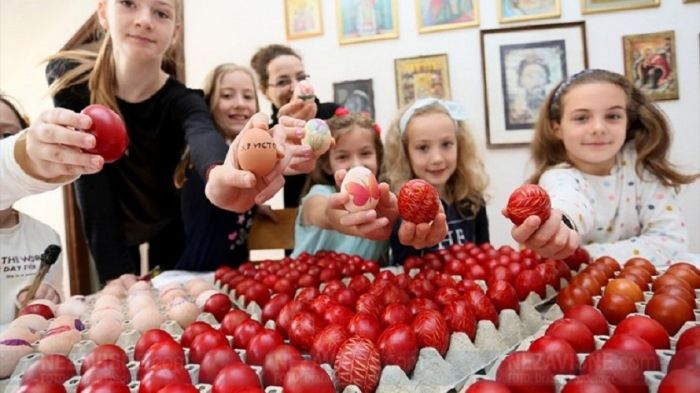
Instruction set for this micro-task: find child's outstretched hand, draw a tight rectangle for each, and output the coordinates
[398,203,448,249]
[504,208,580,260]
[326,169,398,240]
[21,107,104,180]
[206,112,290,212]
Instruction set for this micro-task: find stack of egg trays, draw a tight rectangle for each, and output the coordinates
[222,267,558,393]
[458,316,699,393]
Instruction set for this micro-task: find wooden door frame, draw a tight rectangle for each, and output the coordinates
[62,12,186,294]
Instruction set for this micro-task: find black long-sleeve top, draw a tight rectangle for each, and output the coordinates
[47,60,228,280]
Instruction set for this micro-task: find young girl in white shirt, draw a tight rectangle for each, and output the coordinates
[511,69,698,266]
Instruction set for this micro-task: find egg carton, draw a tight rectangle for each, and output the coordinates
[460,371,667,393]
[260,303,544,393]
[460,318,700,393]
[544,287,700,323]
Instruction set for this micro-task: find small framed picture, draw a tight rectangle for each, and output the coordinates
[333,79,376,118]
[415,0,479,34]
[581,0,660,14]
[623,30,679,101]
[336,0,399,45]
[480,21,588,147]
[284,0,324,40]
[498,0,560,24]
[394,54,451,108]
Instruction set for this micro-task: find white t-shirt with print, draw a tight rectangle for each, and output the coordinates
[0,212,63,324]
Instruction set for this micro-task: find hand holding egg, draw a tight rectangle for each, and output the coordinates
[206,113,290,213]
[294,80,315,101]
[301,119,332,157]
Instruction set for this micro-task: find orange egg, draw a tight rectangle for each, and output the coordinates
[238,128,278,177]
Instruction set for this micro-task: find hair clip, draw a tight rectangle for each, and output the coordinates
[334,107,350,117]
[373,123,381,135]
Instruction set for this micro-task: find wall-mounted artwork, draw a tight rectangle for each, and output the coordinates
[336,0,398,44]
[581,0,660,14]
[394,54,451,107]
[481,22,588,147]
[415,0,479,33]
[623,30,678,101]
[333,79,375,118]
[284,0,324,40]
[498,0,560,23]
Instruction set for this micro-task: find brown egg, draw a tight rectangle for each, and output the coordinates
[237,128,277,177]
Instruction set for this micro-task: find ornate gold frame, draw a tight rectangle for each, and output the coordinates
[415,0,480,34]
[284,0,324,40]
[336,0,399,45]
[497,0,561,24]
[581,0,660,14]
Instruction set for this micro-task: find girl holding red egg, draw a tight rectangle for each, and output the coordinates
[44,0,309,282]
[292,110,388,261]
[511,69,699,266]
[381,98,490,264]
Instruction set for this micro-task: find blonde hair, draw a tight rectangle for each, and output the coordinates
[202,63,259,134]
[382,101,489,214]
[305,112,384,192]
[47,0,183,116]
[174,63,259,188]
[529,69,698,190]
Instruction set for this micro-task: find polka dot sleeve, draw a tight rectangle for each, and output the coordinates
[539,167,594,235]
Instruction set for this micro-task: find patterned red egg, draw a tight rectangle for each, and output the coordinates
[505,184,551,225]
[398,179,439,224]
[334,337,381,393]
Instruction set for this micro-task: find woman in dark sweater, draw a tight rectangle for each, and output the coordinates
[251,44,339,208]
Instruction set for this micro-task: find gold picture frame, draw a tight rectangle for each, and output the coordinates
[581,0,660,14]
[284,0,324,40]
[623,30,678,101]
[415,0,480,34]
[336,0,399,45]
[683,0,699,3]
[498,0,561,24]
[394,54,451,108]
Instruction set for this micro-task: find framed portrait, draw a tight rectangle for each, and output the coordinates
[581,0,660,14]
[498,0,560,24]
[480,21,588,147]
[623,30,678,101]
[336,0,398,45]
[284,0,324,40]
[415,0,479,33]
[394,54,451,108]
[333,79,376,118]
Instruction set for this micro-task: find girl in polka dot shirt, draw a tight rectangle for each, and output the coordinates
[509,69,698,266]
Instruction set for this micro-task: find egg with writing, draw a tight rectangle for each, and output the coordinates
[238,128,278,177]
[302,118,332,156]
[341,166,380,212]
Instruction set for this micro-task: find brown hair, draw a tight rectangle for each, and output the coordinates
[250,44,301,91]
[0,94,30,130]
[529,69,698,189]
[382,101,489,214]
[304,112,384,193]
[47,0,183,116]
[174,64,259,188]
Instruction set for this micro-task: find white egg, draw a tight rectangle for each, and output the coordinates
[340,166,380,212]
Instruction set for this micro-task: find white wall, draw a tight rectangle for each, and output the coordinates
[1,0,698,288]
[186,0,699,250]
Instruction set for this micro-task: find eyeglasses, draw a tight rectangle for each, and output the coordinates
[269,74,310,89]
